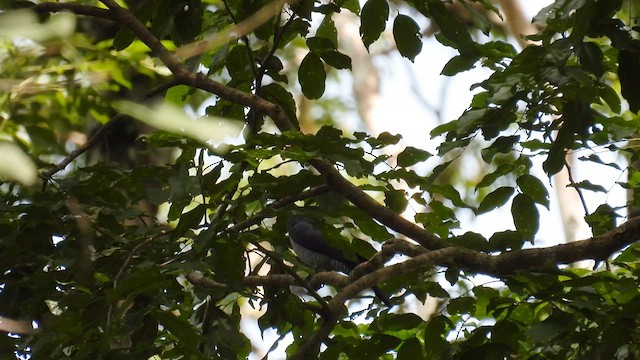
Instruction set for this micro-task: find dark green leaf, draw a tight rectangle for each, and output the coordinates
[424,316,450,358]
[528,311,575,342]
[568,180,606,193]
[261,83,298,128]
[516,175,550,209]
[360,0,389,49]
[481,135,520,163]
[618,49,640,113]
[488,230,525,251]
[397,146,432,167]
[585,204,618,236]
[427,0,477,56]
[372,313,423,331]
[174,204,205,235]
[511,193,539,241]
[441,54,479,76]
[599,83,621,114]
[393,14,422,61]
[226,44,254,83]
[477,187,514,214]
[316,15,338,46]
[153,311,204,351]
[398,338,425,360]
[385,189,408,213]
[113,28,135,50]
[298,52,326,99]
[429,184,470,209]
[450,231,489,252]
[543,127,571,176]
[576,41,605,78]
[367,131,402,148]
[447,296,476,315]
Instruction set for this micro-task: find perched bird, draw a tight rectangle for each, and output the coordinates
[287,216,392,306]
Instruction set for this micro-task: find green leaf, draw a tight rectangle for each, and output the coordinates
[226,44,254,83]
[481,135,520,163]
[165,84,192,105]
[543,127,571,176]
[318,50,352,70]
[113,28,135,50]
[174,204,205,235]
[360,0,389,50]
[576,41,605,78]
[488,230,525,251]
[528,311,575,342]
[397,146,432,167]
[153,311,204,351]
[447,296,476,315]
[393,14,422,61]
[476,163,515,189]
[427,0,477,56]
[398,338,425,360]
[585,204,618,236]
[599,83,621,114]
[618,49,640,113]
[338,0,360,14]
[424,316,450,358]
[430,184,470,209]
[372,313,423,331]
[367,131,402,148]
[450,232,489,251]
[568,180,607,193]
[261,83,298,128]
[212,237,246,284]
[385,189,408,213]
[316,14,338,47]
[307,36,352,69]
[516,175,550,209]
[298,52,326,99]
[441,54,479,76]
[511,193,539,241]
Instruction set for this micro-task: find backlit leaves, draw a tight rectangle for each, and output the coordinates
[512,194,539,242]
[360,0,389,50]
[299,52,326,99]
[393,14,422,61]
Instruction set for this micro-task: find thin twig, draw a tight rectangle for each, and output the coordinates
[564,158,590,215]
[106,237,155,329]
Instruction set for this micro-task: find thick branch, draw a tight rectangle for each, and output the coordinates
[291,217,640,358]
[190,214,640,359]
[310,158,446,250]
[100,0,186,76]
[100,0,437,256]
[32,2,112,19]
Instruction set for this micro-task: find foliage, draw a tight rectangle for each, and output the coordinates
[0,0,639,359]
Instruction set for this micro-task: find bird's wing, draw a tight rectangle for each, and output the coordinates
[288,218,358,268]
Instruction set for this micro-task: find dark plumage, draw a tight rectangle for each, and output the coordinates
[287,216,392,306]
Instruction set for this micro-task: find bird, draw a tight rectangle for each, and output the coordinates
[287,216,392,306]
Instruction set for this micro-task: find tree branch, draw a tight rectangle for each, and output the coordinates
[32,2,112,19]
[188,214,640,359]
[309,158,446,250]
[290,217,640,358]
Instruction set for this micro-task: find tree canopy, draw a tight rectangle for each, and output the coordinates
[1,0,640,358]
